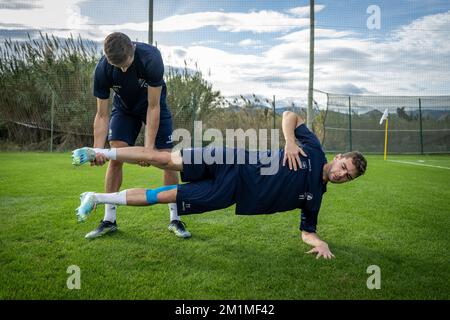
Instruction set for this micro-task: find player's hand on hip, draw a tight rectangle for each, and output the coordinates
[91,152,107,166]
[283,141,307,171]
[306,245,335,260]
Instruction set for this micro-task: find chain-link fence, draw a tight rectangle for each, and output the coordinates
[318,91,450,154]
[1,1,449,154]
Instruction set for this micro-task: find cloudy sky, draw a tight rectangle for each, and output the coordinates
[1,0,449,102]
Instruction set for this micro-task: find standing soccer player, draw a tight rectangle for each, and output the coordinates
[87,32,190,239]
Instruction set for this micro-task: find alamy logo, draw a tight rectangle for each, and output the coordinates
[66,265,81,290]
[366,265,381,289]
[367,5,381,30]
[172,121,280,176]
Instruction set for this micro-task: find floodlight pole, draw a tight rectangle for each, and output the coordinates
[348,96,352,151]
[418,98,424,155]
[273,95,276,130]
[148,0,153,45]
[145,0,153,148]
[307,0,315,130]
[384,118,388,160]
[50,91,54,153]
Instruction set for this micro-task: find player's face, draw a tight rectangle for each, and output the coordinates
[327,155,358,184]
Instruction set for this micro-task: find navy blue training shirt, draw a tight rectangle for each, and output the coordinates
[93,42,169,116]
[235,124,328,233]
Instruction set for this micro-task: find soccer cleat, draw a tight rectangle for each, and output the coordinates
[75,192,97,222]
[168,220,191,238]
[72,147,96,166]
[85,220,118,240]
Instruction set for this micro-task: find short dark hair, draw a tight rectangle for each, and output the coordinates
[342,151,367,177]
[103,32,134,65]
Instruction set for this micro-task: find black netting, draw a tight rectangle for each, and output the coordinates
[321,93,450,154]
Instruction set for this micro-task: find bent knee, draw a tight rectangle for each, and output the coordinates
[109,140,129,148]
[108,159,123,169]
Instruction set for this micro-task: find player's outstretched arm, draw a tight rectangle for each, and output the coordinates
[301,231,335,259]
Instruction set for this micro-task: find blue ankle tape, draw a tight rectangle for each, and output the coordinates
[145,185,177,204]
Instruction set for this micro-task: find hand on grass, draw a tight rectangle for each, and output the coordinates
[306,245,335,260]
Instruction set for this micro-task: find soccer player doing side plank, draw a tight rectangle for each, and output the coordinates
[72,111,367,259]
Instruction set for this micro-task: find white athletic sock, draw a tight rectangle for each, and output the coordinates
[103,204,117,223]
[169,203,180,221]
[95,190,127,206]
[93,148,117,160]
[97,191,127,223]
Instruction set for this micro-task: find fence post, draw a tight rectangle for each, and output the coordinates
[273,95,276,130]
[418,98,424,155]
[348,96,352,151]
[322,93,329,147]
[50,91,54,153]
[148,0,153,45]
[191,93,196,148]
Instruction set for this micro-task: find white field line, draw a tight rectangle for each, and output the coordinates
[388,160,450,170]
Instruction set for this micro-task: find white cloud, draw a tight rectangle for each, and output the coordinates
[278,28,357,42]
[287,5,325,17]
[158,10,450,98]
[159,43,310,98]
[238,39,262,47]
[0,0,93,38]
[1,3,449,97]
[100,22,147,33]
[0,0,88,29]
[100,10,310,34]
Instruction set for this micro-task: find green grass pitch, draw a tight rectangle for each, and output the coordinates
[0,152,449,299]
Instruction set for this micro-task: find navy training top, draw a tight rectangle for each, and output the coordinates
[93,42,170,117]
[235,124,328,233]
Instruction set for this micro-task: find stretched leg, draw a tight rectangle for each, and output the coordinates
[76,186,178,221]
[73,146,183,171]
[116,147,183,171]
[100,187,177,205]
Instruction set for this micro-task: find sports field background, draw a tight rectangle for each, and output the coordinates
[0,152,449,299]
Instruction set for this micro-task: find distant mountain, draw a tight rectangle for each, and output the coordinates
[222,94,311,114]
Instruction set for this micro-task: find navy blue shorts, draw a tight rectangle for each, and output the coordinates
[176,148,239,215]
[108,106,174,149]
